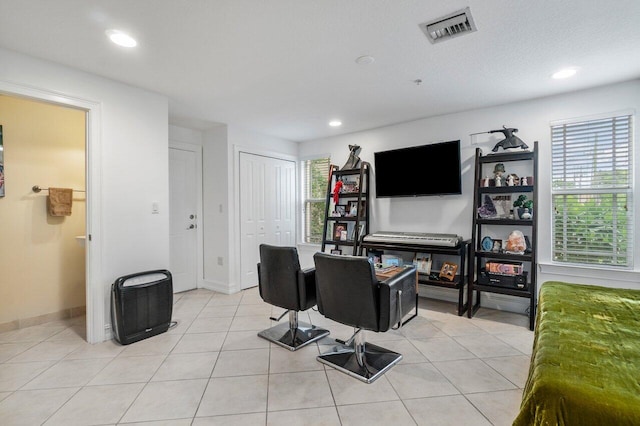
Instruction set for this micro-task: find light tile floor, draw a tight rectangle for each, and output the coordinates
[0,288,534,425]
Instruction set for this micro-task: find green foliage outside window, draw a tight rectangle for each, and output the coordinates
[303,158,330,243]
[552,192,629,266]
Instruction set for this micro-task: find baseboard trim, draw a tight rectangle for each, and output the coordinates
[419,285,529,315]
[0,305,86,333]
[199,279,235,294]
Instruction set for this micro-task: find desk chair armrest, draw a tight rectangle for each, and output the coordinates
[378,267,417,331]
[298,267,317,311]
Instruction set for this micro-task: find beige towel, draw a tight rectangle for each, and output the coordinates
[47,187,73,216]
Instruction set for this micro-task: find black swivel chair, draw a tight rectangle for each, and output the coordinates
[257,244,330,351]
[313,252,417,383]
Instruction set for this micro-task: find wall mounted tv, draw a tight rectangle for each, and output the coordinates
[374,140,462,198]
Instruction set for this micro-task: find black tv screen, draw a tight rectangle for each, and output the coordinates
[374,140,462,197]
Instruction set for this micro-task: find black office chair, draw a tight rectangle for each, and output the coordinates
[257,244,330,351]
[313,252,417,383]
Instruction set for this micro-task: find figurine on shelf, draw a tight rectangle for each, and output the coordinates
[332,177,343,204]
[490,126,529,152]
[493,163,505,187]
[341,144,362,170]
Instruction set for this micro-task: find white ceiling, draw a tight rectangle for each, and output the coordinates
[1,0,639,142]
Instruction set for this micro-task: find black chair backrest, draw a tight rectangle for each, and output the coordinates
[313,252,380,331]
[258,244,302,310]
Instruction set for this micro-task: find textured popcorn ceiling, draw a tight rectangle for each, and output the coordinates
[0,0,638,141]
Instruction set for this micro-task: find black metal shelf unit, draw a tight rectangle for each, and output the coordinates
[360,239,473,316]
[468,142,539,330]
[320,162,370,255]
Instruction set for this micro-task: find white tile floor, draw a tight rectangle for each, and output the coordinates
[0,288,534,425]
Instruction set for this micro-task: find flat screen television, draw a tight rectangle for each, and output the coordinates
[374,140,461,197]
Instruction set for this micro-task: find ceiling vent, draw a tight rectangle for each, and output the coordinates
[420,7,477,44]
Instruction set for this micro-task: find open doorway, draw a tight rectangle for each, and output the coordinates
[0,79,103,344]
[0,94,87,338]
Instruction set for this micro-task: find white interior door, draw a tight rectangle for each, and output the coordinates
[239,152,295,290]
[272,159,295,245]
[169,147,198,293]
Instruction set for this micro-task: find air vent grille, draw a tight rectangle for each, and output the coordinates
[420,7,477,44]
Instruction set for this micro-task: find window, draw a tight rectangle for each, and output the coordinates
[551,114,633,267]
[302,157,330,243]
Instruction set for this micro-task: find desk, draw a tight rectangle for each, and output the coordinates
[376,265,418,326]
[363,240,472,316]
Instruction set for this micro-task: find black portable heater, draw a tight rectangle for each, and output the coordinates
[111,269,173,345]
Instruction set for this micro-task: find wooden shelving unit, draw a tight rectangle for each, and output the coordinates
[320,162,370,255]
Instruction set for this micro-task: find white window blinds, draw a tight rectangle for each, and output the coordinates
[302,158,330,244]
[551,114,633,267]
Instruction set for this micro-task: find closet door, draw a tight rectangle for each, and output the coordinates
[271,158,295,246]
[239,152,295,290]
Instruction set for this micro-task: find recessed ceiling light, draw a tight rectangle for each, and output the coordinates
[329,120,342,127]
[106,29,137,48]
[552,68,577,79]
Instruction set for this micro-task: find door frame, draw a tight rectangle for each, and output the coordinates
[232,145,297,293]
[0,80,103,343]
[169,141,204,290]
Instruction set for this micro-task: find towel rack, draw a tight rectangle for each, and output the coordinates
[32,185,85,193]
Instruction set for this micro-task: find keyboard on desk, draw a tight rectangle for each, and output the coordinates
[363,231,462,247]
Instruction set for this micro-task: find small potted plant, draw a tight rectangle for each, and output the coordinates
[513,195,533,219]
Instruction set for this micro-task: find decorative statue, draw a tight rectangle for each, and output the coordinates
[493,163,505,187]
[341,144,362,170]
[332,177,343,204]
[490,126,529,152]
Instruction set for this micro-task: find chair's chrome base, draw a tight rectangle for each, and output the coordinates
[317,330,402,383]
[258,311,329,351]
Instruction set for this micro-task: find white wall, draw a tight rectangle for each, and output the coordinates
[1,47,170,341]
[202,125,230,291]
[298,79,640,312]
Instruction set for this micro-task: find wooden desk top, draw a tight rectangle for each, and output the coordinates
[375,265,416,280]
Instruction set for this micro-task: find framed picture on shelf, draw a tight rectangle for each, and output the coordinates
[492,239,503,252]
[330,249,342,255]
[350,223,366,241]
[342,176,360,193]
[491,195,511,218]
[346,200,358,216]
[367,249,383,265]
[413,253,432,274]
[439,261,458,281]
[335,205,346,216]
[333,222,348,240]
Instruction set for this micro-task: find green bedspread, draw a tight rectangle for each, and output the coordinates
[513,281,640,426]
